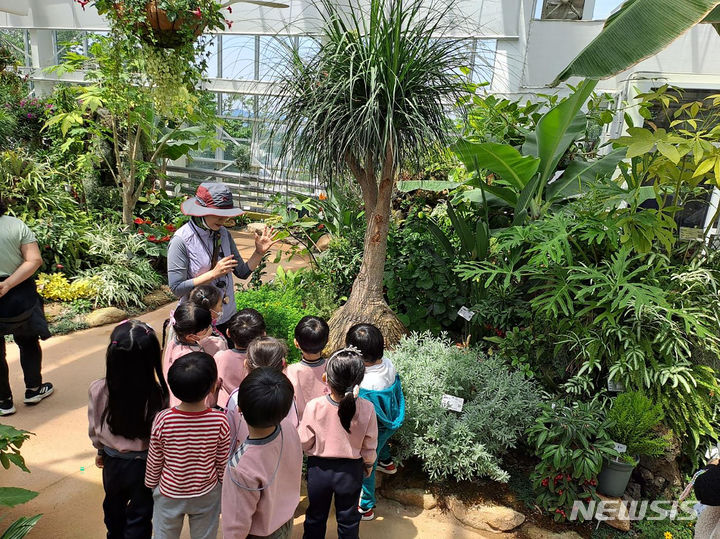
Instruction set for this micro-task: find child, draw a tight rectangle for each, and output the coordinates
[286,316,329,420]
[162,285,224,349]
[298,348,378,539]
[222,368,303,539]
[145,352,230,539]
[88,320,169,539]
[215,308,266,407]
[346,323,405,520]
[226,336,299,449]
[163,302,227,407]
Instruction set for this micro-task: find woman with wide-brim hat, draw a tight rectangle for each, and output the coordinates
[167,183,277,337]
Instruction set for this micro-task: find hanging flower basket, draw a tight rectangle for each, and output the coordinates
[141,1,205,48]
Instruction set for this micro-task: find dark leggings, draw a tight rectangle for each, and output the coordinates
[304,457,364,539]
[0,335,42,401]
[102,454,153,539]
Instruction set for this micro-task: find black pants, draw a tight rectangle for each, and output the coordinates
[102,454,153,539]
[0,335,42,401]
[304,457,363,539]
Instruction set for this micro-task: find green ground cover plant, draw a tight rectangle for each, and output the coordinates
[389,332,542,482]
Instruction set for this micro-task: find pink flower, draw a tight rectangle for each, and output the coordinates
[19,99,26,106]
[56,264,64,269]
[225,19,233,29]
[227,6,232,13]
[27,113,34,119]
[191,8,202,17]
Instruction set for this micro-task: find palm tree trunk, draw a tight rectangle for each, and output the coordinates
[327,148,407,351]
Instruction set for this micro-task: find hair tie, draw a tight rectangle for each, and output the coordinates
[344,384,360,399]
[169,310,176,327]
[111,340,118,344]
[116,319,129,326]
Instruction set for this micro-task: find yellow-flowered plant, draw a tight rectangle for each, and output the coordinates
[665,532,673,539]
[36,272,100,302]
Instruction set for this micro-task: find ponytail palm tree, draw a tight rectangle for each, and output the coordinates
[273,0,470,349]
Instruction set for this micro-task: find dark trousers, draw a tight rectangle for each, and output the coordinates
[304,457,363,539]
[0,335,42,401]
[102,454,153,539]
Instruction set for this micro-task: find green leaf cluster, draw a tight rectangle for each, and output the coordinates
[606,391,671,458]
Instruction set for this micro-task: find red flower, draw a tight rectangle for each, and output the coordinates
[137,230,145,235]
[558,489,563,495]
[227,6,232,13]
[191,8,202,17]
[134,217,144,225]
[318,224,325,229]
[541,478,549,487]
[161,235,171,242]
[164,223,176,231]
[56,264,64,269]
[225,19,233,29]
[144,219,152,225]
[147,235,157,242]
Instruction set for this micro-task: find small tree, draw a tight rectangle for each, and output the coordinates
[274,0,470,348]
[46,35,219,225]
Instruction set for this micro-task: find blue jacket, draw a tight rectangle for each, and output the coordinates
[359,375,405,431]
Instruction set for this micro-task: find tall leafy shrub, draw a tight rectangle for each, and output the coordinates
[389,332,542,482]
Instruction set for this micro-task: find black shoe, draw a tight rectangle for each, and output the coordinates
[0,398,15,416]
[24,383,54,404]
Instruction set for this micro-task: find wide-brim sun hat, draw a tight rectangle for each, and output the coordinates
[181,183,245,217]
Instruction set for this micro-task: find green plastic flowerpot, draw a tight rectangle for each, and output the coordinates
[597,458,636,497]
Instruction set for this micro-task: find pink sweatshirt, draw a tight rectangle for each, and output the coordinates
[225,387,299,450]
[88,379,150,453]
[298,395,378,467]
[215,348,247,408]
[222,425,302,538]
[286,358,328,420]
[163,335,227,408]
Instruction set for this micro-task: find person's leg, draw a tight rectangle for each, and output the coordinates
[123,459,154,539]
[359,426,394,511]
[152,491,185,539]
[247,517,293,539]
[0,337,12,404]
[186,483,222,539]
[303,457,334,539]
[333,459,364,539]
[102,455,129,539]
[13,334,42,389]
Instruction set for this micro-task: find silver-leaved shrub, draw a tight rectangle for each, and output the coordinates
[388,332,542,482]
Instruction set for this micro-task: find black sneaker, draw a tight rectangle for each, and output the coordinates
[24,383,54,404]
[0,398,15,416]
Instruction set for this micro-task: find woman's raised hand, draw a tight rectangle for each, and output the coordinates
[254,226,280,255]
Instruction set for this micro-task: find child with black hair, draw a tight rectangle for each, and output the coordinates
[222,368,302,539]
[298,348,378,539]
[216,308,266,407]
[225,337,299,450]
[346,323,405,521]
[145,352,230,539]
[162,285,224,349]
[89,320,169,538]
[286,316,330,420]
[162,302,227,407]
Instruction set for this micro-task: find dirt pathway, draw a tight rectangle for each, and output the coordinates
[0,233,492,538]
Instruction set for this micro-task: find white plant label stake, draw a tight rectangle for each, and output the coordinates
[457,306,475,321]
[614,442,627,456]
[441,394,464,412]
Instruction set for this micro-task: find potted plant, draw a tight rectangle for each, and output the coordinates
[597,391,671,497]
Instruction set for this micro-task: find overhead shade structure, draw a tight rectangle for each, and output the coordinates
[0,0,29,16]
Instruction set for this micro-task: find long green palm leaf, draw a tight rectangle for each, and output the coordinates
[554,0,720,84]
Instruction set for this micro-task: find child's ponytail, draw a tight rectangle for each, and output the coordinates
[326,348,365,434]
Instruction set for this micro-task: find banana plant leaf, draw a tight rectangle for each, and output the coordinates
[546,147,627,200]
[451,140,540,190]
[523,79,598,191]
[396,180,461,192]
[554,0,720,84]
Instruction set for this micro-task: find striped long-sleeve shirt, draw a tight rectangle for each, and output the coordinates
[145,407,231,498]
